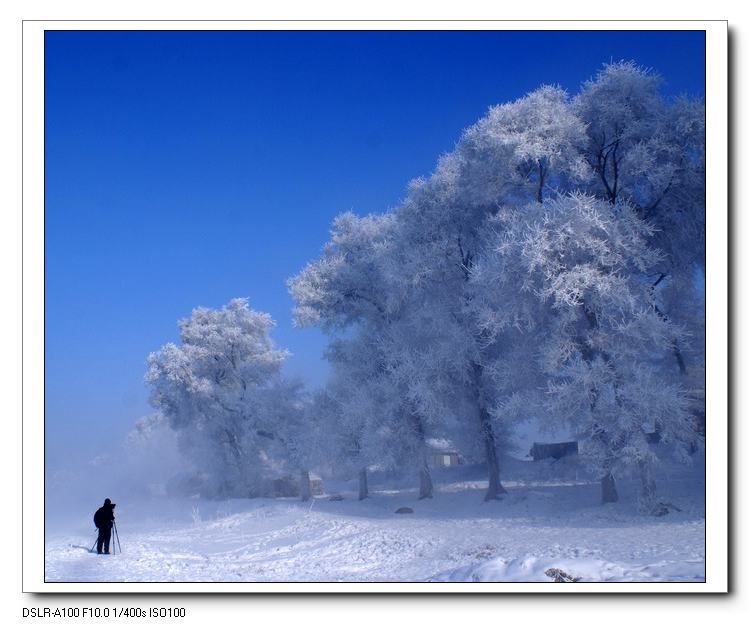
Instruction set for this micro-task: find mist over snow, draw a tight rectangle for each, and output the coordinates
[45,458,705,583]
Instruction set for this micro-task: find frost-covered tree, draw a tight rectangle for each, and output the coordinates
[462,85,589,203]
[376,309,481,498]
[288,212,447,499]
[145,298,298,498]
[575,61,665,206]
[312,336,405,501]
[476,194,697,511]
[260,376,319,501]
[394,67,703,505]
[289,60,704,511]
[289,212,401,330]
[307,382,372,498]
[384,156,509,500]
[575,62,703,216]
[385,87,591,500]
[575,61,706,378]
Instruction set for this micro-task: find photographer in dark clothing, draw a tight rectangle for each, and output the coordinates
[93,498,116,555]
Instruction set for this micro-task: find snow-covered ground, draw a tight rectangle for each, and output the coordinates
[45,461,705,583]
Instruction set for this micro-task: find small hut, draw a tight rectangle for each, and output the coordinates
[426,438,462,468]
[432,451,461,467]
[269,474,324,497]
[529,441,578,461]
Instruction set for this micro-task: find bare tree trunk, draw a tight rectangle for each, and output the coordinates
[407,410,434,500]
[472,361,507,500]
[483,419,507,500]
[536,160,546,203]
[637,460,658,514]
[358,467,369,501]
[419,461,433,499]
[300,469,311,502]
[581,306,622,507]
[651,273,688,376]
[673,346,687,375]
[601,472,618,504]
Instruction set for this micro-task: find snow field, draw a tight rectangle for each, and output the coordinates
[45,475,705,583]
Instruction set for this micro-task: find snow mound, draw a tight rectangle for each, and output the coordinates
[431,555,705,583]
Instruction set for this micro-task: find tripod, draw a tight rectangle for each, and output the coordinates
[90,521,122,554]
[112,520,122,554]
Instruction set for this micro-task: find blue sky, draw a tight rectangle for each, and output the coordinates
[44,30,705,464]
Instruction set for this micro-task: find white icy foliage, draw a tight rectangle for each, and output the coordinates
[288,61,703,508]
[145,298,302,497]
[475,193,696,509]
[289,206,458,485]
[288,211,400,331]
[134,61,703,511]
[462,85,590,202]
[575,61,705,269]
[315,336,406,475]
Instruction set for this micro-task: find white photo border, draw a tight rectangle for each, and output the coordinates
[22,19,728,594]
